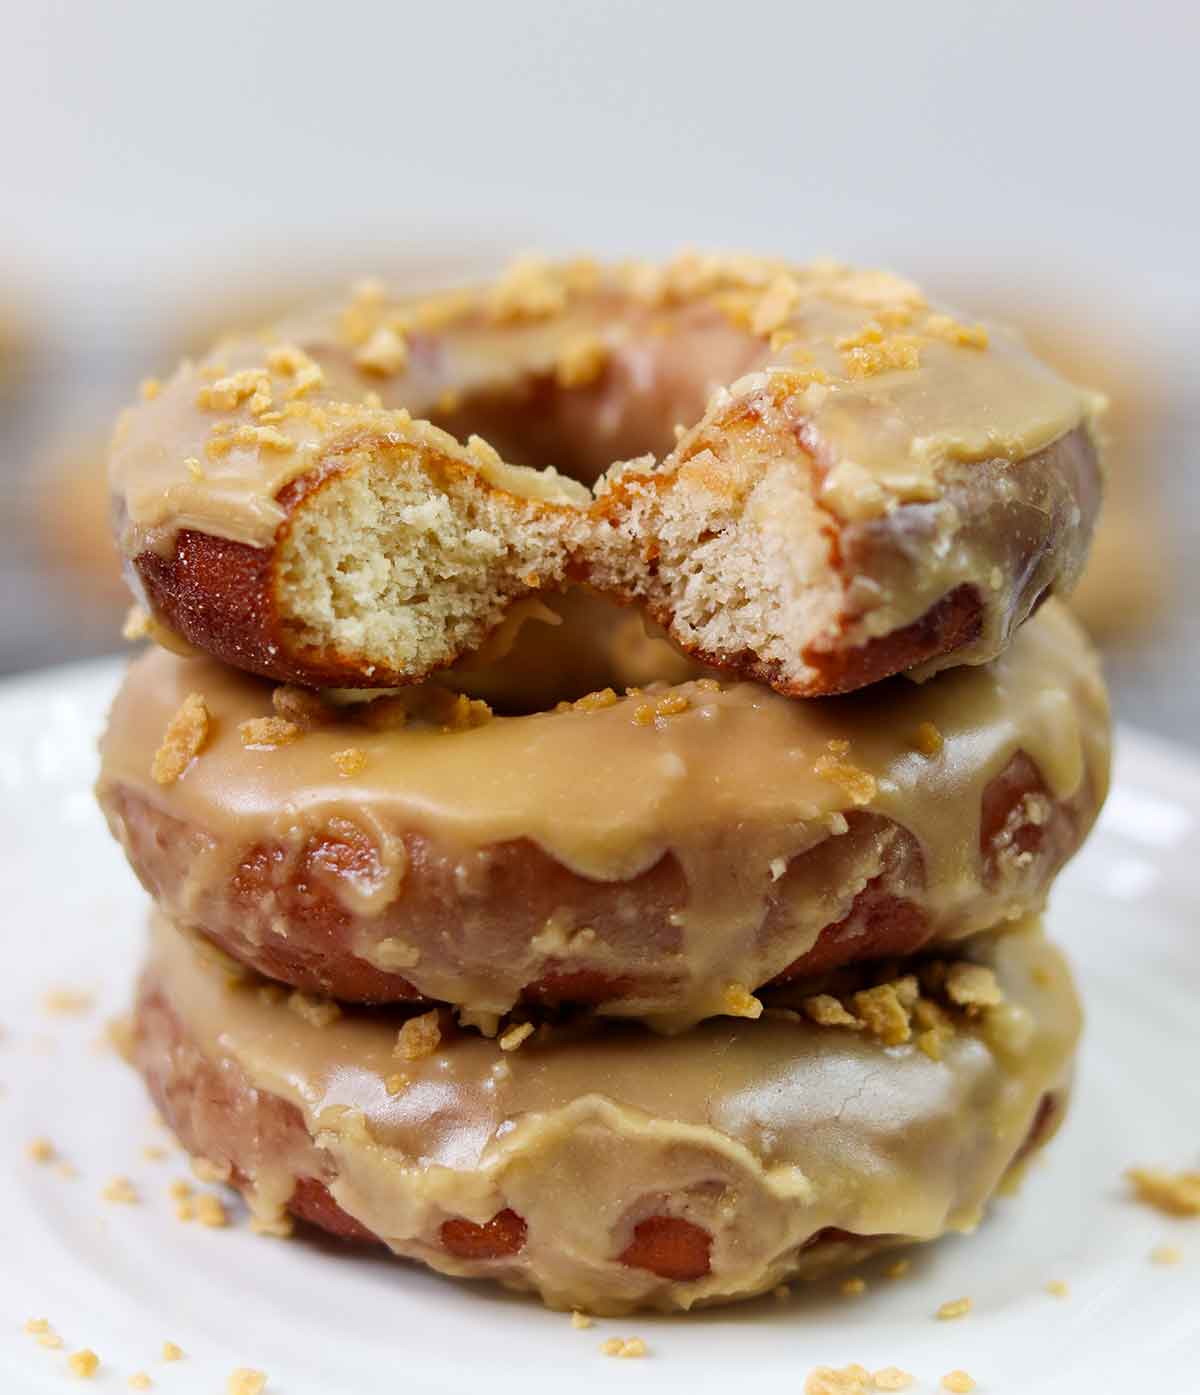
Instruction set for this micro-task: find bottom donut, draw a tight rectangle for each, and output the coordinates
[131,912,1079,1314]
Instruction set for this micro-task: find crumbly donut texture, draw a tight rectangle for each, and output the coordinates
[110,253,1104,695]
[132,913,1079,1313]
[98,601,1109,1027]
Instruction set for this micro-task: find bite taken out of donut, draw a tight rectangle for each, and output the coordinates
[111,252,1104,696]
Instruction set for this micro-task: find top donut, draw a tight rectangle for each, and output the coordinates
[110,252,1104,695]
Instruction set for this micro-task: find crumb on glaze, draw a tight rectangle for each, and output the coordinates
[152,693,209,784]
[287,992,342,1029]
[395,1010,441,1061]
[238,716,302,749]
[331,747,367,776]
[912,721,944,756]
[498,1021,535,1052]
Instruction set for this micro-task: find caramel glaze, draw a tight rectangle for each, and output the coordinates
[98,602,1109,1029]
[112,266,1097,556]
[132,912,1079,1313]
[109,256,1102,694]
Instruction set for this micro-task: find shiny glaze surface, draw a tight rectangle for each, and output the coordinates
[135,913,1080,1312]
[99,603,1110,1024]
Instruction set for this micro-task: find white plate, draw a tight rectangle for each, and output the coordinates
[0,657,1196,1395]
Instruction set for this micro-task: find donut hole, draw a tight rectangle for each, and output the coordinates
[444,587,712,713]
[426,306,763,487]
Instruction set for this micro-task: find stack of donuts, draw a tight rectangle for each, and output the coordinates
[97,252,1111,1314]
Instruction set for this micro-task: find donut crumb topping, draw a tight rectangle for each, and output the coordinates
[720,983,763,1019]
[394,1010,442,1061]
[941,1373,976,1393]
[151,693,209,784]
[238,716,302,749]
[227,1370,267,1395]
[752,274,802,335]
[441,694,493,733]
[1150,1243,1182,1265]
[68,1349,100,1379]
[925,314,989,350]
[555,333,609,388]
[498,1021,535,1052]
[935,1296,973,1320]
[633,692,691,726]
[1126,1167,1200,1216]
[912,721,944,756]
[487,256,569,322]
[600,1337,647,1359]
[566,687,619,713]
[287,991,342,1029]
[851,983,912,1045]
[101,1176,139,1204]
[355,325,409,377]
[814,751,877,806]
[195,1193,229,1228]
[838,324,922,379]
[801,995,862,1030]
[799,952,1007,1052]
[944,963,1004,1012]
[122,605,151,641]
[43,987,94,1016]
[191,1155,232,1184]
[873,1369,914,1391]
[804,1366,872,1394]
[271,685,332,728]
[332,747,367,776]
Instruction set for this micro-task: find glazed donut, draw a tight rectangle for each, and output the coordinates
[132,911,1079,1313]
[98,601,1109,1028]
[110,252,1103,697]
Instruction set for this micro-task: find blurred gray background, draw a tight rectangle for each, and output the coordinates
[1,1,1196,742]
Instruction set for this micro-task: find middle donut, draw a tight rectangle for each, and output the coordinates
[98,599,1109,1030]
